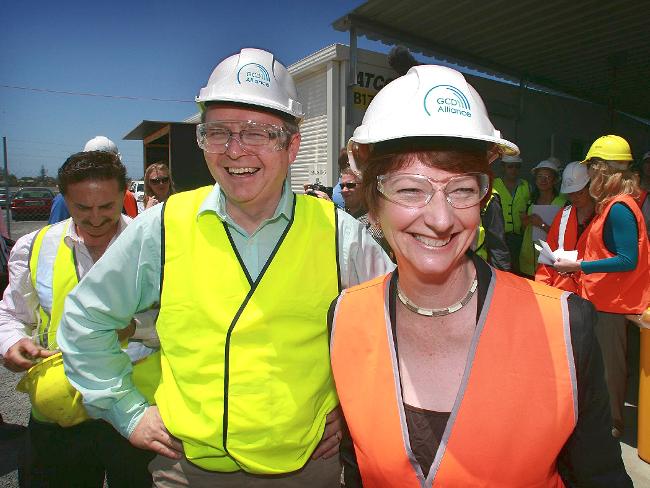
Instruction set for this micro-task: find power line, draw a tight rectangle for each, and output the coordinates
[0,84,194,103]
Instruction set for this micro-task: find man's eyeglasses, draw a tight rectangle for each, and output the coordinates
[196,121,291,154]
[150,177,169,185]
[377,172,489,209]
[340,182,358,190]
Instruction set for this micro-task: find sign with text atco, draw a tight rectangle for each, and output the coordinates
[351,61,396,127]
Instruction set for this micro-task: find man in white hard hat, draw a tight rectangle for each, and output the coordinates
[492,154,531,273]
[0,151,156,487]
[58,48,394,486]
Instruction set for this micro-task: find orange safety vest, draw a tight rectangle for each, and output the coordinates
[331,271,576,488]
[535,206,591,293]
[581,194,650,313]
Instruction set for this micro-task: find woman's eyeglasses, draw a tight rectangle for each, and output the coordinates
[340,182,358,190]
[377,172,489,209]
[150,177,170,185]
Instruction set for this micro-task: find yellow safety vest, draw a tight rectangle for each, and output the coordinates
[492,178,531,234]
[25,219,160,425]
[474,190,498,261]
[519,195,568,277]
[156,187,340,474]
[29,220,77,350]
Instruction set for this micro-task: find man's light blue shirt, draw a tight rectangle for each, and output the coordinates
[57,180,394,437]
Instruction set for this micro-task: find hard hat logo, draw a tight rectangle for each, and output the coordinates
[237,63,271,88]
[424,85,472,118]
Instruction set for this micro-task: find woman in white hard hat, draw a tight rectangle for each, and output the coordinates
[555,135,650,438]
[518,159,566,276]
[535,161,595,293]
[330,67,631,487]
[143,162,175,209]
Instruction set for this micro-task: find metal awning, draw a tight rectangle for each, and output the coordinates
[333,0,650,121]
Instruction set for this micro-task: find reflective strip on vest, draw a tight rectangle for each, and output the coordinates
[331,271,576,487]
[557,206,572,250]
[581,195,650,313]
[156,187,340,474]
[28,220,77,350]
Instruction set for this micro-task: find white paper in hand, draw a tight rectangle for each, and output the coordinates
[535,240,578,265]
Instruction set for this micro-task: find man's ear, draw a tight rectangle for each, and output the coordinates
[287,133,301,165]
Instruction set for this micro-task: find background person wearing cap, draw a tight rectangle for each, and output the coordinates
[0,151,158,487]
[535,161,595,293]
[492,154,531,273]
[554,134,650,438]
[48,136,138,224]
[518,159,567,277]
[57,47,394,486]
[330,65,630,487]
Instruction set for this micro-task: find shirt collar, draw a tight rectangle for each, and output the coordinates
[197,179,294,223]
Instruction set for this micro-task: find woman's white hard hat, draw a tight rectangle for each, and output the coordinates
[196,48,303,122]
[348,64,518,171]
[560,161,590,193]
[531,159,560,175]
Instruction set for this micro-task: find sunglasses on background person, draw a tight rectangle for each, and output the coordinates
[340,182,358,190]
[150,177,170,185]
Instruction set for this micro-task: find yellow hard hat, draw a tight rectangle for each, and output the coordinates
[582,135,633,164]
[16,353,89,427]
[17,351,161,428]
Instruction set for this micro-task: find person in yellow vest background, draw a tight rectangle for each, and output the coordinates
[519,159,567,277]
[0,151,159,487]
[57,47,394,487]
[492,153,531,273]
[555,135,650,439]
[331,65,632,487]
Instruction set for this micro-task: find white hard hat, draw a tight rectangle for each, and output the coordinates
[531,159,560,175]
[560,161,590,193]
[642,151,650,161]
[348,64,518,171]
[501,154,523,164]
[83,136,120,159]
[196,48,303,121]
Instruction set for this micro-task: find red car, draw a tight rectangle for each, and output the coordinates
[11,187,55,221]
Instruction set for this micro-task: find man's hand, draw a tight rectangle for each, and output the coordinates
[117,319,136,344]
[311,406,343,460]
[2,338,56,372]
[129,406,183,459]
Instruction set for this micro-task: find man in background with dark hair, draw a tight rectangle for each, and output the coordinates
[0,150,155,487]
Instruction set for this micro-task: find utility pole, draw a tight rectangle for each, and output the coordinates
[2,136,10,238]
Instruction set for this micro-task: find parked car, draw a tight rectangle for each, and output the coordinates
[0,189,10,209]
[11,187,55,221]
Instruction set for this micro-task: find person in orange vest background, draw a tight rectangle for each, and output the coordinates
[554,135,650,439]
[330,66,632,487]
[535,161,595,292]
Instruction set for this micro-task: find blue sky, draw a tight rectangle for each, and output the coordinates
[1,0,374,179]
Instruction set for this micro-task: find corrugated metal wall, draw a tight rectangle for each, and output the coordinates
[291,70,329,193]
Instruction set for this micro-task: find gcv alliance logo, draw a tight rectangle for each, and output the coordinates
[237,63,271,87]
[423,85,472,118]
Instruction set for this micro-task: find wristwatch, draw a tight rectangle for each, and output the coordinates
[541,223,549,232]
